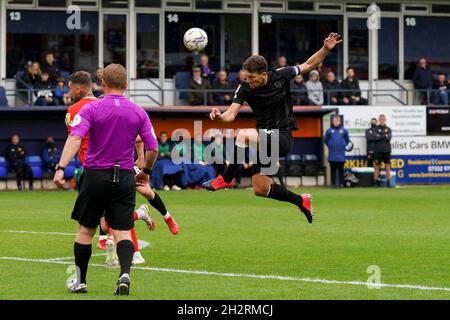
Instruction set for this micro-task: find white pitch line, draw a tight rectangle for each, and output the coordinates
[1,256,450,293]
[0,230,77,236]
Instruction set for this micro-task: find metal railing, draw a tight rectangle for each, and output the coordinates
[1,86,449,108]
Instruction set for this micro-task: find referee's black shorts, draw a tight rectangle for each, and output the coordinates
[71,168,136,230]
[251,129,293,176]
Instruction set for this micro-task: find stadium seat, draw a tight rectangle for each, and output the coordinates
[25,155,43,188]
[0,157,8,189]
[285,154,303,177]
[302,154,325,185]
[64,166,76,179]
[0,86,8,107]
[228,72,238,85]
[175,71,192,100]
[60,71,70,84]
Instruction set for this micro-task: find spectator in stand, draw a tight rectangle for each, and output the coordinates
[5,134,34,191]
[413,58,433,104]
[233,69,247,89]
[432,72,450,105]
[276,56,287,68]
[158,131,182,191]
[290,74,309,106]
[42,52,60,85]
[324,115,350,188]
[199,54,214,80]
[212,69,233,105]
[53,77,71,106]
[21,62,41,88]
[92,68,104,97]
[322,71,341,105]
[305,70,324,106]
[188,67,213,106]
[42,136,60,172]
[341,67,367,105]
[158,131,171,160]
[35,71,57,106]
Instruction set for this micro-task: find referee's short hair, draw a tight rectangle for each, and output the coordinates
[69,71,92,88]
[243,55,268,74]
[103,63,127,90]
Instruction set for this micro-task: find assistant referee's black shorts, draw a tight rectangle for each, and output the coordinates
[71,168,136,230]
[251,129,293,176]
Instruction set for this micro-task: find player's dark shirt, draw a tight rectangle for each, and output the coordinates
[233,66,301,131]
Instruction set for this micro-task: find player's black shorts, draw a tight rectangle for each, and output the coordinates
[375,152,391,164]
[252,129,293,176]
[71,168,136,230]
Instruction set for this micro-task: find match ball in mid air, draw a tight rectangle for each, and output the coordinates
[183,27,208,52]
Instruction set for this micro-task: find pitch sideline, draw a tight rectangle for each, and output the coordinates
[0,255,450,294]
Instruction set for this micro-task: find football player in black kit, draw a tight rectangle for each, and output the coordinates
[203,33,342,224]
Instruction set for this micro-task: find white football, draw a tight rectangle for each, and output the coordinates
[183,27,208,52]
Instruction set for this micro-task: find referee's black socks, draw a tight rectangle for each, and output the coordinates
[148,192,167,216]
[267,184,303,207]
[74,242,92,284]
[116,240,134,276]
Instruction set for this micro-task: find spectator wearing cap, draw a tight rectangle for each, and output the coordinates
[212,70,233,106]
[42,136,61,172]
[187,67,213,106]
[305,70,324,106]
[53,77,71,106]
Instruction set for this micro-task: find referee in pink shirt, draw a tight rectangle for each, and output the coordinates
[53,64,158,295]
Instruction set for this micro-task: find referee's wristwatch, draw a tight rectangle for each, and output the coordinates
[142,168,152,175]
[55,164,66,172]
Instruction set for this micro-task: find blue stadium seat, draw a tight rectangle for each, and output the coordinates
[25,155,43,188]
[64,166,76,179]
[0,86,8,107]
[175,71,192,100]
[60,71,70,84]
[25,155,43,167]
[30,166,43,179]
[286,154,302,161]
[302,154,318,161]
[69,157,79,167]
[0,157,8,181]
[228,72,238,85]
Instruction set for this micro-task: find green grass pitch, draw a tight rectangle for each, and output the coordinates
[1,186,450,300]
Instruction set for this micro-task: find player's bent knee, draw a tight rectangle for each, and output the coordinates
[253,184,270,197]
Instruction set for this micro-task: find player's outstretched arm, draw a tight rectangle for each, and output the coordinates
[299,32,342,74]
[209,103,242,123]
